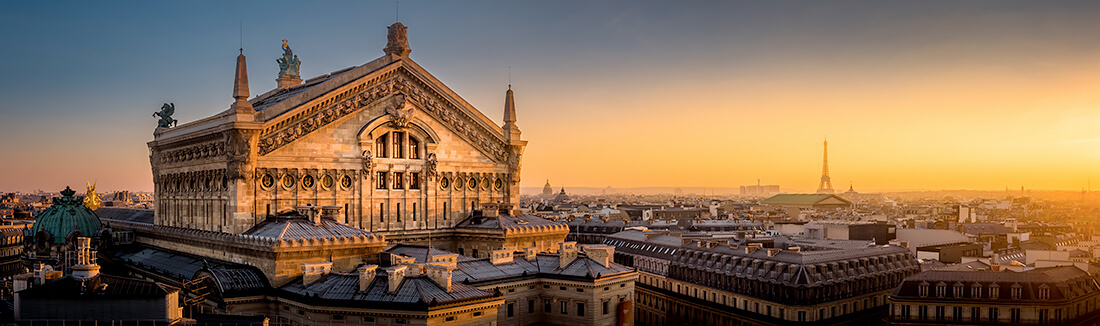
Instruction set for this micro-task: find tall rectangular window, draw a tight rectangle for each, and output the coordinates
[409,172,420,189]
[577,302,585,316]
[379,203,385,222]
[528,300,535,314]
[971,307,980,322]
[507,303,514,317]
[376,134,388,158]
[560,301,567,314]
[393,172,404,189]
[396,203,402,222]
[544,299,551,312]
[376,172,387,189]
[412,203,417,221]
[603,301,609,315]
[393,132,405,158]
[409,137,420,159]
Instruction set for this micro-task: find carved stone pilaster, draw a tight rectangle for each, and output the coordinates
[224,129,258,180]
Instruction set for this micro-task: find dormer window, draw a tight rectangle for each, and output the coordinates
[972,283,982,299]
[936,282,947,298]
[990,284,1000,300]
[1038,285,1050,300]
[1011,284,1022,300]
[919,282,930,297]
[954,283,964,298]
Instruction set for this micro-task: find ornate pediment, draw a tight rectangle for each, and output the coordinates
[256,66,508,162]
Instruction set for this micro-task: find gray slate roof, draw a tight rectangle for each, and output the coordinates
[95,207,154,224]
[279,272,493,307]
[243,216,374,241]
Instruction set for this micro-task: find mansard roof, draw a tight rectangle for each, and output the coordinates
[279,272,494,309]
[761,194,851,207]
[893,266,1099,302]
[17,274,176,299]
[380,245,634,284]
[112,244,268,297]
[455,211,566,233]
[606,229,919,287]
[452,253,635,284]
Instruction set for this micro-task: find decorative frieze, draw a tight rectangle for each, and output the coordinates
[256,68,508,162]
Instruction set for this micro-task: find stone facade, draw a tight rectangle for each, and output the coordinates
[149,23,526,239]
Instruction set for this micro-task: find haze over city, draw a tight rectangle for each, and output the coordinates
[2,1,1099,193]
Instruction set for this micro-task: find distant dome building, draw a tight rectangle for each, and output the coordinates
[552,187,571,203]
[24,186,104,268]
[542,180,553,197]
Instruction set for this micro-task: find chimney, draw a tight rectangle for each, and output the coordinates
[321,206,342,223]
[523,247,538,261]
[481,203,500,217]
[490,249,514,265]
[386,265,407,292]
[70,237,101,280]
[425,263,454,292]
[301,262,332,286]
[358,265,378,291]
[583,245,614,268]
[297,206,321,224]
[559,241,579,269]
[767,248,781,257]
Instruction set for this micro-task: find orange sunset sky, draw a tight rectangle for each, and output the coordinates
[1,1,1099,193]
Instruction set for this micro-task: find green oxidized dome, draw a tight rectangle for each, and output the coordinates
[31,186,103,244]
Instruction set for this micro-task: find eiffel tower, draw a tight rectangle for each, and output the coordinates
[817,138,835,194]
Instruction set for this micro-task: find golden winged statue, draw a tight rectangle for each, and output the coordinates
[84,180,102,210]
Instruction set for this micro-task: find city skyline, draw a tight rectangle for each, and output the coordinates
[2,1,1100,193]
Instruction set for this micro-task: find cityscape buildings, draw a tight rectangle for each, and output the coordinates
[2,3,1100,326]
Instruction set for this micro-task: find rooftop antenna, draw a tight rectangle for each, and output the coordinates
[508,66,512,89]
[239,22,243,54]
[395,0,400,22]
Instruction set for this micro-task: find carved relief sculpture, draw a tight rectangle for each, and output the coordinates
[425,153,438,179]
[224,129,256,180]
[386,93,414,128]
[361,150,373,171]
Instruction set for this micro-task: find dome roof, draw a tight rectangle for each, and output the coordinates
[31,186,103,244]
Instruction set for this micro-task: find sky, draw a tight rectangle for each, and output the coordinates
[1,1,1099,193]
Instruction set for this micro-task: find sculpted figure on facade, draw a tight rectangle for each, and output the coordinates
[153,103,177,128]
[386,93,414,128]
[223,129,255,180]
[425,153,438,179]
[361,150,373,171]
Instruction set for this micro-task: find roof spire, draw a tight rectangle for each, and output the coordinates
[231,49,253,113]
